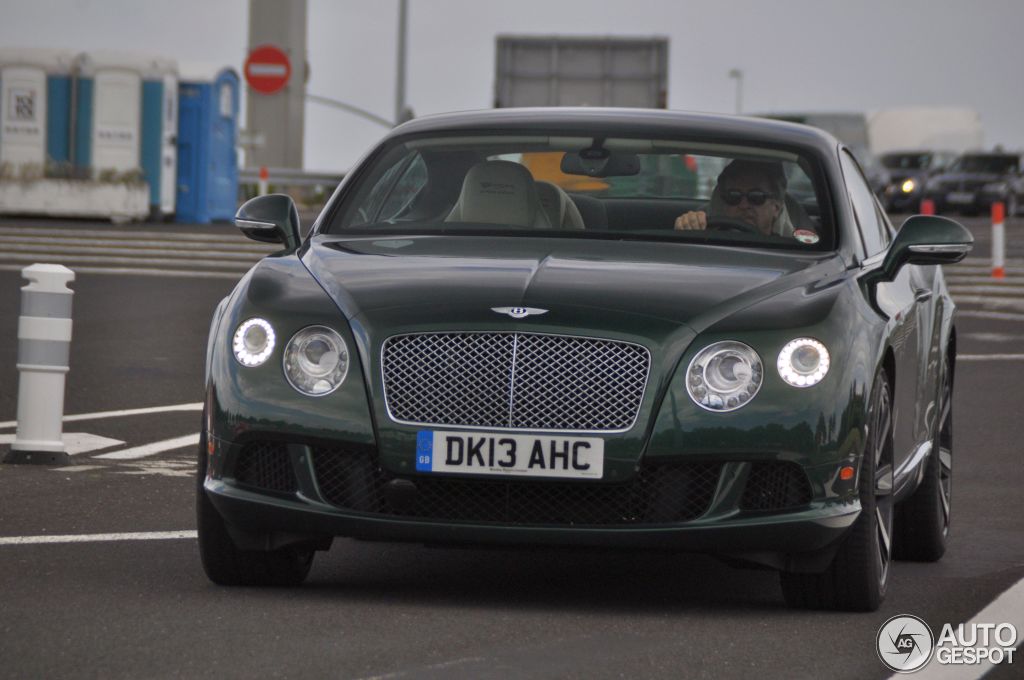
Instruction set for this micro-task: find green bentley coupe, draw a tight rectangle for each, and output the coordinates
[197,108,972,611]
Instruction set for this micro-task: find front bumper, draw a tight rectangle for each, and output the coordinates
[925,190,1003,213]
[204,435,862,572]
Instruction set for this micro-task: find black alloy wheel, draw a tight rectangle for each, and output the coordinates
[780,370,894,611]
[895,355,952,561]
[196,408,315,586]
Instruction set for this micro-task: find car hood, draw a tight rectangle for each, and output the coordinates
[887,169,927,182]
[301,234,841,337]
[932,172,1005,184]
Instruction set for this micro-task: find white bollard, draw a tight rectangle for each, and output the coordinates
[258,165,269,196]
[992,201,1006,279]
[4,264,76,465]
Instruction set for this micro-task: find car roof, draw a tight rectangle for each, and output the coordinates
[388,107,840,157]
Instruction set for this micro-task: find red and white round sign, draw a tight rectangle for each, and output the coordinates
[244,45,292,95]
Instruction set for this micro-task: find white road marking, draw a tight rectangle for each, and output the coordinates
[0,531,197,546]
[958,354,1024,361]
[0,402,203,430]
[889,576,1024,680]
[49,465,104,473]
[0,432,124,454]
[0,264,243,279]
[956,310,1024,322]
[93,433,200,460]
[115,460,197,477]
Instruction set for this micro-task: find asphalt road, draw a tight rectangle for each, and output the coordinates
[0,217,1022,679]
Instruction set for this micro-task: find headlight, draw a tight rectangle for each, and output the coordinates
[283,326,349,396]
[777,338,830,387]
[983,182,1008,194]
[233,318,275,366]
[901,179,916,194]
[686,341,763,412]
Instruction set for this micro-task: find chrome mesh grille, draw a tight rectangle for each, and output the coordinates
[382,332,650,431]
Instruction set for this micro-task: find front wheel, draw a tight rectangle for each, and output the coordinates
[894,355,952,561]
[780,371,894,611]
[196,415,314,586]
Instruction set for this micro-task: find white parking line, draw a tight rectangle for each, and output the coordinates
[0,402,203,430]
[0,531,197,546]
[0,432,124,454]
[958,354,1024,361]
[93,433,200,460]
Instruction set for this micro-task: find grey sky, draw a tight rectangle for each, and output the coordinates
[4,0,1023,171]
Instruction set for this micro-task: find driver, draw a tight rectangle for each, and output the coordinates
[674,159,794,236]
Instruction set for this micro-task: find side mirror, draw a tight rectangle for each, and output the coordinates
[235,194,301,253]
[872,215,973,282]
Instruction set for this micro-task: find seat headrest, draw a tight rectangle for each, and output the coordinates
[446,160,549,228]
[535,180,585,230]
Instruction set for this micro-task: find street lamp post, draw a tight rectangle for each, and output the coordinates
[728,68,743,115]
[395,0,408,125]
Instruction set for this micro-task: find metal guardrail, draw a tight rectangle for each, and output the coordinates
[239,167,345,188]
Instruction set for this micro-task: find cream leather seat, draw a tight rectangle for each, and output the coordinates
[535,180,586,230]
[445,160,550,228]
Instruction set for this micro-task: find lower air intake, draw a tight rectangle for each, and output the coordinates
[312,447,722,526]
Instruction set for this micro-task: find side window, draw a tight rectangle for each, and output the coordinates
[378,154,427,221]
[353,152,425,225]
[840,150,889,256]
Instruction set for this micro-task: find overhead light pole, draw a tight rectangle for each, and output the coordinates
[395,0,409,125]
[728,68,743,115]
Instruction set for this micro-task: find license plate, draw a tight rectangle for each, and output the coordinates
[415,430,604,480]
[947,191,974,204]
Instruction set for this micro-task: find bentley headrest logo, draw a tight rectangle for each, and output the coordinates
[492,307,548,319]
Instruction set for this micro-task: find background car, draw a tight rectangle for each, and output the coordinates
[880,150,957,213]
[197,109,972,612]
[922,151,1024,216]
[849,146,892,200]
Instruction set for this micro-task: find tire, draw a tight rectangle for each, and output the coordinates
[894,356,952,561]
[780,371,894,612]
[196,413,314,586]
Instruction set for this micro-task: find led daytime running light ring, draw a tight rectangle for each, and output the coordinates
[778,338,830,388]
[232,318,276,367]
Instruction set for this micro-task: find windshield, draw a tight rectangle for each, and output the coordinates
[881,153,932,170]
[950,155,1019,174]
[327,132,833,250]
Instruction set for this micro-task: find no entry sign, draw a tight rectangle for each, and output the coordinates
[244,45,292,95]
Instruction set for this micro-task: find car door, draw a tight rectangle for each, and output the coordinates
[841,150,922,478]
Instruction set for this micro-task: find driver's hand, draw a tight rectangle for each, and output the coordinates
[674,210,708,230]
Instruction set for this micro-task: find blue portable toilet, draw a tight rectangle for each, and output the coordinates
[176,64,239,223]
[0,48,75,172]
[140,58,179,218]
[73,51,148,176]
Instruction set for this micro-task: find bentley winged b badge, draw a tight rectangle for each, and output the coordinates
[491,307,548,319]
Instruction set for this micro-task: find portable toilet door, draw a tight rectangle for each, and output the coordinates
[176,64,239,223]
[140,57,178,217]
[0,49,73,176]
[208,68,239,221]
[175,75,206,222]
[159,68,178,215]
[74,52,146,177]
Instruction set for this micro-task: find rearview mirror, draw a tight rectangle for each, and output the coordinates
[872,215,973,282]
[560,148,641,177]
[235,194,301,253]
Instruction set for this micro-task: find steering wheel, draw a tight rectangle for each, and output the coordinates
[705,217,761,234]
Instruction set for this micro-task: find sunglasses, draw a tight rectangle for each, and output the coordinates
[722,189,776,206]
